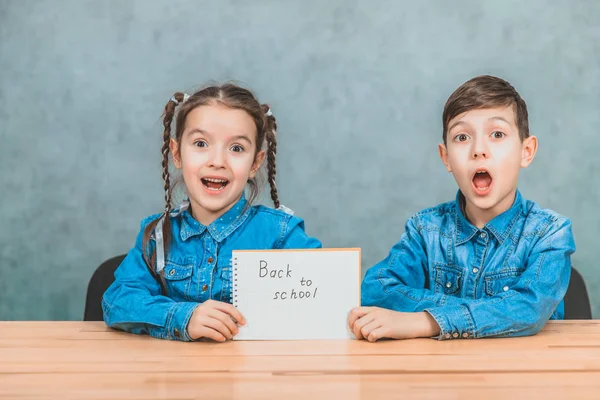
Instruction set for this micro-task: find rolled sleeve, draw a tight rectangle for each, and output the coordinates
[425,305,475,340]
[165,302,199,341]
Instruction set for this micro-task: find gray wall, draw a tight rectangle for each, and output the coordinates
[1,0,599,320]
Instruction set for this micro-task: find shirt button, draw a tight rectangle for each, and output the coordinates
[169,269,175,276]
[462,333,469,338]
[444,333,451,339]
[174,329,180,338]
[452,333,459,338]
[202,284,208,292]
[445,282,452,288]
[480,232,486,238]
[503,286,509,292]
[472,267,479,274]
[207,257,214,263]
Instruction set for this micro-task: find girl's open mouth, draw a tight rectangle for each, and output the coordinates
[201,177,229,191]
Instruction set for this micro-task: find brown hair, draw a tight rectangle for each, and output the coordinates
[442,75,530,145]
[141,84,279,287]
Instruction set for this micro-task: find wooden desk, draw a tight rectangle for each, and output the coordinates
[1,321,599,399]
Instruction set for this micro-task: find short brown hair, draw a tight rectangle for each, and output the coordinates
[442,75,529,145]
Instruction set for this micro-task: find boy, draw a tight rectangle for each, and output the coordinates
[350,75,575,341]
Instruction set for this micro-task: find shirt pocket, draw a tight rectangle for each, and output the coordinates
[433,263,463,296]
[484,269,524,296]
[163,257,195,301]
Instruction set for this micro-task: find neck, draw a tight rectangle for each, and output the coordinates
[463,189,517,229]
[189,194,244,226]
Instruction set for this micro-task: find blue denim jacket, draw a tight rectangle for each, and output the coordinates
[362,190,575,340]
[102,196,322,341]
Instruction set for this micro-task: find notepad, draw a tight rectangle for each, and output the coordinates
[231,248,361,340]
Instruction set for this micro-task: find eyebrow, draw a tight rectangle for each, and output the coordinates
[448,116,513,132]
[488,116,512,125]
[448,120,468,132]
[186,129,253,144]
[186,128,208,138]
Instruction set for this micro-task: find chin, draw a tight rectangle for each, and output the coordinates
[463,192,500,211]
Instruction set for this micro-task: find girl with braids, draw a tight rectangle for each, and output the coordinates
[103,84,321,342]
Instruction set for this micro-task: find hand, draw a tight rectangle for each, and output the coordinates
[187,300,246,342]
[348,307,440,342]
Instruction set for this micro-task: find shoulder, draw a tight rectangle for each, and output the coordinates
[250,205,305,227]
[408,200,458,232]
[131,213,163,247]
[522,199,572,235]
[140,213,164,230]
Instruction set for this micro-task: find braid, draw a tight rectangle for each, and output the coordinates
[265,114,280,209]
[152,92,186,293]
[162,93,185,214]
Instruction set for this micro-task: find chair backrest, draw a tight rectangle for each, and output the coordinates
[564,267,592,320]
[83,254,126,321]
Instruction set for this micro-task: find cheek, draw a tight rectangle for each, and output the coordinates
[179,152,208,175]
[447,152,468,174]
[229,154,256,178]
[494,146,523,172]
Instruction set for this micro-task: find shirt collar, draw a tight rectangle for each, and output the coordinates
[455,189,524,245]
[179,196,251,242]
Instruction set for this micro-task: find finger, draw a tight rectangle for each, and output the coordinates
[360,320,382,342]
[352,323,364,340]
[348,307,371,327]
[196,326,227,342]
[199,315,234,340]
[350,311,363,339]
[367,326,387,343]
[348,307,372,335]
[212,301,246,325]
[353,313,376,340]
[209,309,239,336]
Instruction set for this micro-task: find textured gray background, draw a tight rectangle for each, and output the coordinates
[1,0,599,320]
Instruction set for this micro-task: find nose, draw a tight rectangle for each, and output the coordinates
[472,137,489,159]
[208,147,226,168]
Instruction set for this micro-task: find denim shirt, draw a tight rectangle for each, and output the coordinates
[362,190,576,340]
[102,196,322,341]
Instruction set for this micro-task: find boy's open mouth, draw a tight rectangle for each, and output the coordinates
[201,177,229,191]
[472,169,492,192]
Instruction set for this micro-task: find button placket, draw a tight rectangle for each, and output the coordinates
[200,236,216,300]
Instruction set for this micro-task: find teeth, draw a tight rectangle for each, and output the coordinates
[476,171,486,174]
[204,178,227,183]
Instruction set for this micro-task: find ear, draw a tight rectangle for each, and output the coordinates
[249,150,265,178]
[170,139,182,169]
[520,135,538,168]
[438,143,452,172]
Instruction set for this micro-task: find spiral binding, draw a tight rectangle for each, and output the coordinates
[232,256,239,307]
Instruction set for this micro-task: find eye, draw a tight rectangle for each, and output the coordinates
[491,131,505,139]
[193,140,208,148]
[231,144,244,153]
[454,133,470,142]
